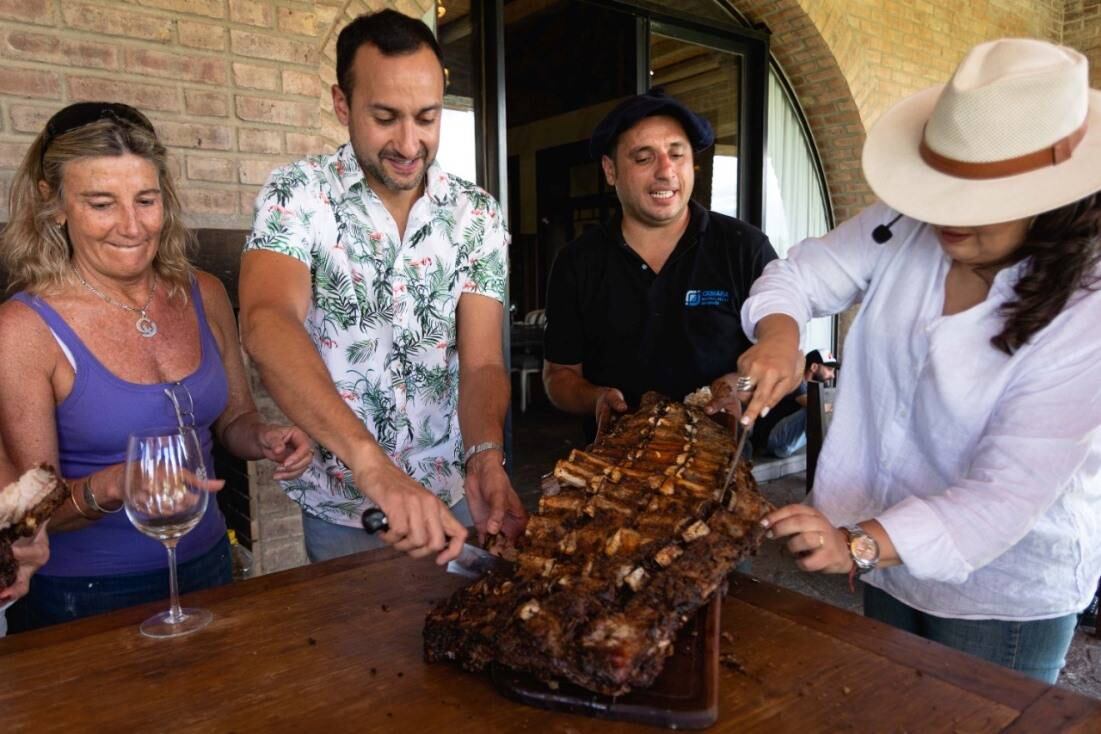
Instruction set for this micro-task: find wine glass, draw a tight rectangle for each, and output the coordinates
[124,426,213,638]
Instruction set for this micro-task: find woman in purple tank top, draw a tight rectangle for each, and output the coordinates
[0,103,313,633]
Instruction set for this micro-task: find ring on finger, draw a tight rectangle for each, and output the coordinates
[817,532,824,549]
[735,375,756,392]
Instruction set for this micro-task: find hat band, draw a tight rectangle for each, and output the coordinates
[919,118,1088,180]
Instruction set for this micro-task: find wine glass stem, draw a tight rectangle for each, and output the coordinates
[164,540,184,624]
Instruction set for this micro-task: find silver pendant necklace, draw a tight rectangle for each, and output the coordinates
[74,269,159,338]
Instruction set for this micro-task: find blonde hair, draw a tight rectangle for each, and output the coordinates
[1,113,193,297]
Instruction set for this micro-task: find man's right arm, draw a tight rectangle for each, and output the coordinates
[238,251,463,563]
[238,251,380,469]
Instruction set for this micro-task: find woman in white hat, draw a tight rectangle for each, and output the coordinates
[735,38,1101,682]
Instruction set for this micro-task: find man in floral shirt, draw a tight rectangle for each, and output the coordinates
[239,10,526,563]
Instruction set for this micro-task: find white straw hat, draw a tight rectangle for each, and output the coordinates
[862,38,1101,227]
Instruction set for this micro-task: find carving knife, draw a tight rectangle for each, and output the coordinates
[361,508,513,579]
[718,395,752,508]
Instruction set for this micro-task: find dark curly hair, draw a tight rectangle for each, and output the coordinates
[993,193,1101,354]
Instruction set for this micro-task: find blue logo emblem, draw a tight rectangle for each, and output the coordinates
[684,289,730,307]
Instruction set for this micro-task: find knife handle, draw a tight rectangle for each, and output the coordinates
[361,508,389,534]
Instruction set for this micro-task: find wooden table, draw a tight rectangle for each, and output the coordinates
[3,550,1099,733]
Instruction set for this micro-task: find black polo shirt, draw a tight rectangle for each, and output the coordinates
[544,201,777,434]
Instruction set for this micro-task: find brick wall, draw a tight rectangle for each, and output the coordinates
[0,2,1093,229]
[0,0,433,229]
[1065,0,1101,88]
[733,0,1072,224]
[0,0,432,575]
[730,0,1094,353]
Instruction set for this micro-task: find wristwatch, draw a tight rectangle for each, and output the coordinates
[844,524,880,574]
[463,441,505,467]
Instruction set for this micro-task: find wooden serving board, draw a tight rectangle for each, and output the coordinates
[491,594,721,730]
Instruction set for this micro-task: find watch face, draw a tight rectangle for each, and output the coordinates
[851,535,878,563]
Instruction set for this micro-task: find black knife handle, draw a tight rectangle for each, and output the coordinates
[361,508,389,534]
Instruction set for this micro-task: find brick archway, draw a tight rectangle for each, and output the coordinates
[729,0,875,224]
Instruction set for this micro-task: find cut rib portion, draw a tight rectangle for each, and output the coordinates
[424,393,772,695]
[0,465,67,589]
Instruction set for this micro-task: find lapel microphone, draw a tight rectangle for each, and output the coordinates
[872,213,904,243]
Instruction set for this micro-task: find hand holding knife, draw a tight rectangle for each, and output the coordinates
[362,508,513,579]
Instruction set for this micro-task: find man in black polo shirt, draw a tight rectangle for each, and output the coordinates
[542,89,778,438]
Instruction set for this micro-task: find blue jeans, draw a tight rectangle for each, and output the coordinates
[766,409,807,458]
[302,499,473,563]
[863,584,1077,684]
[5,535,232,634]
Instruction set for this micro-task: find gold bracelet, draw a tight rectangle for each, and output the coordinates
[70,480,97,520]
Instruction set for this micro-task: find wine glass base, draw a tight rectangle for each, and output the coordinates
[139,608,213,639]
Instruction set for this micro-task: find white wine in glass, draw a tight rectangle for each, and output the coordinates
[124,426,213,638]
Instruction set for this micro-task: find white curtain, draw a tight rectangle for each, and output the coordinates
[763,68,833,352]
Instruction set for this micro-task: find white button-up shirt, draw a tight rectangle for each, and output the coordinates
[244,145,508,527]
[743,202,1101,620]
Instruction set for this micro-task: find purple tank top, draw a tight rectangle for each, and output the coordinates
[11,280,228,577]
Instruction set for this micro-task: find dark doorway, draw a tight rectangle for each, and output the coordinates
[435,0,770,482]
[499,0,768,322]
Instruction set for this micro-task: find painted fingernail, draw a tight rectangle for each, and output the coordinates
[761,406,770,418]
[759,518,770,528]
[766,530,773,539]
[740,415,750,426]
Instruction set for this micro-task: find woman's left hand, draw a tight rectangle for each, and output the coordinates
[257,425,314,481]
[762,504,853,574]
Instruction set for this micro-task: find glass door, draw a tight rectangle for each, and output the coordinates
[645,16,769,228]
[437,0,479,182]
[649,31,744,218]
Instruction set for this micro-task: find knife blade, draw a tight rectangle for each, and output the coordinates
[361,508,513,579]
[718,393,751,509]
[446,542,514,579]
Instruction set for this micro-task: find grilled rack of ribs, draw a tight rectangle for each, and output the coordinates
[424,393,772,696]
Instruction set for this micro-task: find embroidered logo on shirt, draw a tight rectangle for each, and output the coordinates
[684,289,731,307]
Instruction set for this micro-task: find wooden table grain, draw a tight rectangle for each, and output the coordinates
[2,549,1099,733]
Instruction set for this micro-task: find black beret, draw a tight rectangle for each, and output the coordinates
[589,88,715,159]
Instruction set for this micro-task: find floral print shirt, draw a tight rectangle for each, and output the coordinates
[244,144,508,526]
